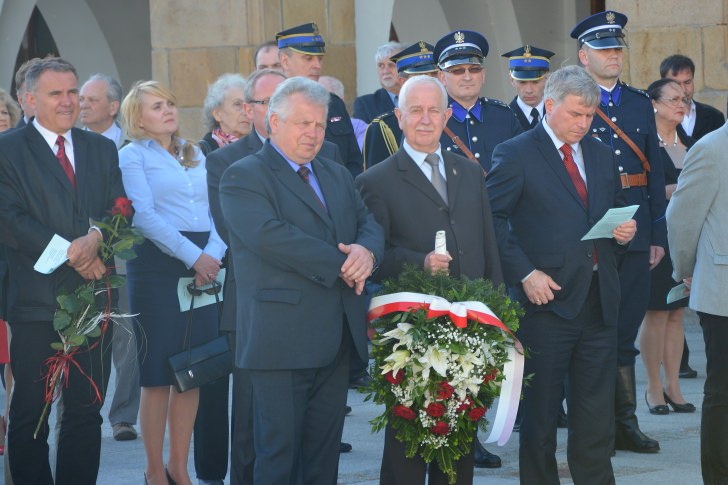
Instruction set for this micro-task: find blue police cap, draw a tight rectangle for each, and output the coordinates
[390,41,438,75]
[501,45,555,81]
[434,30,489,70]
[276,22,325,55]
[570,11,628,50]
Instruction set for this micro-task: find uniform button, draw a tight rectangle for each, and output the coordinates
[472,136,478,142]
[474,153,480,158]
[613,133,618,138]
[593,128,597,132]
[470,120,475,125]
[618,166,623,171]
[446,146,452,151]
[609,102,614,106]
[615,149,621,155]
[636,128,640,132]
[611,117,617,122]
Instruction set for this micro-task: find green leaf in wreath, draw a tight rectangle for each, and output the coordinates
[106,274,126,288]
[57,293,81,313]
[53,311,72,331]
[50,342,64,350]
[113,237,134,251]
[79,285,96,305]
[87,326,102,338]
[115,248,137,260]
[67,334,87,347]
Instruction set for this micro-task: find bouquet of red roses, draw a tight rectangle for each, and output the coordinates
[35,197,144,437]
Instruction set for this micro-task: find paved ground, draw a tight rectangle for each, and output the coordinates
[0,311,706,484]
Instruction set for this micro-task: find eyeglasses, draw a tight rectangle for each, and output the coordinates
[187,281,222,296]
[660,96,690,107]
[248,98,270,105]
[444,66,484,76]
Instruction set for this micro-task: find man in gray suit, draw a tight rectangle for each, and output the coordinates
[219,77,383,485]
[666,121,728,484]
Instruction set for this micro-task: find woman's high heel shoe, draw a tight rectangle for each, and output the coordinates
[663,392,696,413]
[645,391,669,415]
[165,467,177,485]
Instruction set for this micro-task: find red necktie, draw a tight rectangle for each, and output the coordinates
[56,135,76,190]
[560,144,586,205]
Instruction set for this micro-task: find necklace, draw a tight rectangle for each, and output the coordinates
[657,131,678,147]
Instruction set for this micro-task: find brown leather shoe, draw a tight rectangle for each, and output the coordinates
[112,422,138,441]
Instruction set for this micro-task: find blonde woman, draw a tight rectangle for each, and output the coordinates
[119,81,225,485]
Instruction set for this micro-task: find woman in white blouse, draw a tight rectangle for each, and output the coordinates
[119,80,226,485]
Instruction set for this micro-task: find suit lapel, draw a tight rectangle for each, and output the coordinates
[533,125,586,210]
[442,151,463,210]
[25,124,77,201]
[396,149,449,210]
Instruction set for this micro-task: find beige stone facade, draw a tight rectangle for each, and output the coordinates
[610,0,728,111]
[149,0,357,139]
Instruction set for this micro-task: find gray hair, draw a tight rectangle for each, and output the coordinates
[265,76,330,134]
[318,75,344,99]
[202,73,247,131]
[244,69,287,102]
[544,65,600,107]
[398,75,448,111]
[25,57,78,94]
[375,41,406,63]
[84,73,123,120]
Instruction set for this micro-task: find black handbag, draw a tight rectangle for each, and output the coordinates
[168,281,232,393]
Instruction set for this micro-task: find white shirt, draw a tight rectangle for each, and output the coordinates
[681,100,697,137]
[543,115,587,188]
[100,122,124,149]
[516,96,544,125]
[33,118,75,169]
[402,139,447,183]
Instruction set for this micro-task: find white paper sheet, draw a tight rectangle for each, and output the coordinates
[666,282,689,304]
[33,234,72,274]
[581,205,639,241]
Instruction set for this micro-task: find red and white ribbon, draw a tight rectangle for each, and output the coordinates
[368,291,523,446]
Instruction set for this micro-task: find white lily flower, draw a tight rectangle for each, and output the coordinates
[380,322,415,351]
[381,349,411,375]
[419,346,448,378]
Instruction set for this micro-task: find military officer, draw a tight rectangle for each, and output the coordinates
[572,10,667,455]
[276,22,363,178]
[434,30,523,172]
[501,45,555,131]
[363,41,439,169]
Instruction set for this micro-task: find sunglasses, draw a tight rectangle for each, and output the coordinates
[187,280,222,296]
[444,66,484,76]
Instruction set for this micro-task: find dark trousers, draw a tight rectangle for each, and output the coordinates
[379,424,474,485]
[518,275,616,485]
[698,312,728,485]
[194,374,230,480]
[248,325,352,485]
[8,320,112,485]
[229,330,255,485]
[616,251,650,366]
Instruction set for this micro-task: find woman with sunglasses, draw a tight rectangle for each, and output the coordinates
[640,78,696,416]
[119,81,226,485]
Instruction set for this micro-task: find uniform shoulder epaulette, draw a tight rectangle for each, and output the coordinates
[372,111,395,124]
[482,97,510,109]
[621,82,649,98]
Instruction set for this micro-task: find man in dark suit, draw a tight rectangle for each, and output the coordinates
[660,54,725,141]
[0,57,125,484]
[219,77,383,485]
[13,57,41,128]
[276,22,363,178]
[357,75,503,485]
[353,41,405,123]
[572,10,667,454]
[487,65,636,485]
[501,45,555,131]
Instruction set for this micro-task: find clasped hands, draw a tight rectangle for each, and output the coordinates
[338,243,374,295]
[67,232,106,280]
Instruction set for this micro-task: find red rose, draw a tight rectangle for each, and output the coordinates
[425,402,446,417]
[456,397,472,412]
[385,370,404,385]
[392,405,416,420]
[111,197,133,219]
[483,369,499,383]
[430,421,450,435]
[468,407,487,421]
[436,381,455,400]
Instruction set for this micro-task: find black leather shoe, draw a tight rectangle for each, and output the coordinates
[340,442,352,453]
[345,405,352,415]
[349,371,373,389]
[663,392,696,413]
[679,365,698,378]
[165,467,178,485]
[474,439,502,468]
[645,392,669,415]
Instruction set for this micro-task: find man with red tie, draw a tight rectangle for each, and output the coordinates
[486,65,636,484]
[0,57,124,484]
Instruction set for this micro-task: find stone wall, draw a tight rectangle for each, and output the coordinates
[149,0,357,140]
[610,0,727,113]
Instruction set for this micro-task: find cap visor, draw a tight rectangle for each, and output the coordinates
[583,37,626,49]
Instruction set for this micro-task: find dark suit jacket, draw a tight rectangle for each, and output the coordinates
[219,141,383,370]
[353,88,395,124]
[206,130,343,332]
[692,100,725,140]
[356,148,503,286]
[0,123,124,323]
[509,96,542,131]
[327,93,363,178]
[486,123,627,325]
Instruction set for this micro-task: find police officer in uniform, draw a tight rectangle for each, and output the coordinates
[363,41,439,169]
[434,30,523,172]
[572,10,667,454]
[501,45,555,131]
[276,22,363,178]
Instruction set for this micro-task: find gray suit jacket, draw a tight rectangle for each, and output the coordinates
[219,141,383,370]
[667,121,728,317]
